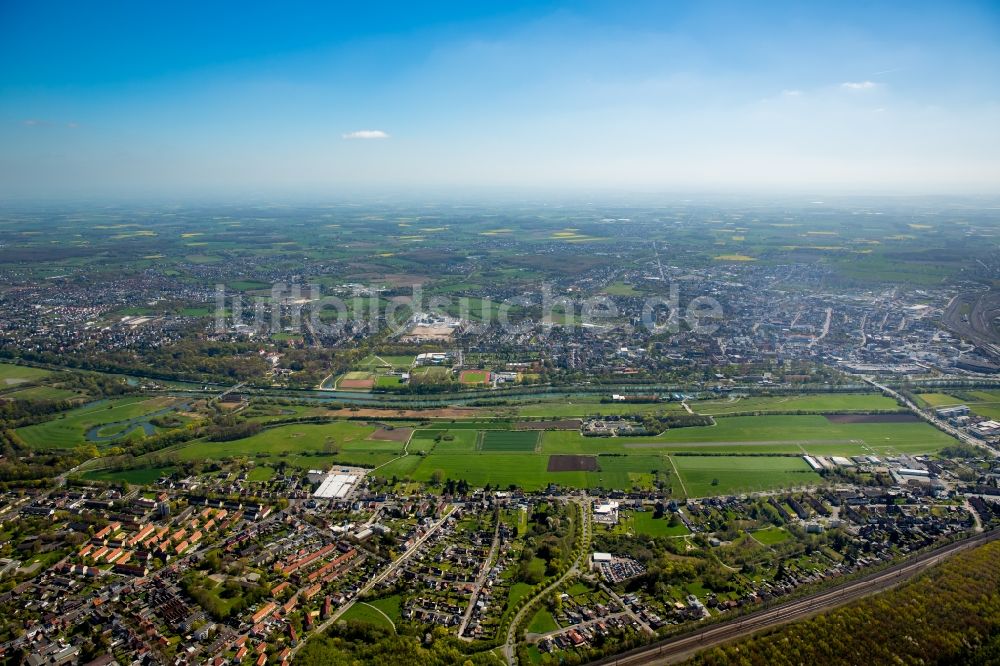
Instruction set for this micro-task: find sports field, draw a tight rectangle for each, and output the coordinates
[459,369,490,385]
[375,375,404,389]
[404,366,453,387]
[337,371,375,390]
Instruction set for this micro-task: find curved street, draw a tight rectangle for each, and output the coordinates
[505,498,592,665]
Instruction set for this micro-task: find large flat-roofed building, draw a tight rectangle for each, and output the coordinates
[314,473,359,499]
[936,405,970,419]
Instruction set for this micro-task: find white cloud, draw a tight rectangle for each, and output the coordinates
[342,129,390,140]
[22,118,49,127]
[782,89,802,97]
[841,81,878,90]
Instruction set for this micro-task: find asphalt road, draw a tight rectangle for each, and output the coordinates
[505,498,591,665]
[458,511,502,638]
[288,505,456,659]
[863,376,998,456]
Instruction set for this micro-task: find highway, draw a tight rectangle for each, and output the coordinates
[587,529,999,666]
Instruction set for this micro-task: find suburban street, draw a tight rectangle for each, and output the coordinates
[505,499,592,665]
[458,511,503,638]
[287,505,457,659]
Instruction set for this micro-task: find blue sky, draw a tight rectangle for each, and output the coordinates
[1,0,999,198]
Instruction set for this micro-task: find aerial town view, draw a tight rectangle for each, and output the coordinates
[1,2,1000,666]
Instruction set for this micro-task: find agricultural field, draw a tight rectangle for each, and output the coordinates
[587,454,670,490]
[689,392,902,415]
[513,392,899,418]
[914,392,965,408]
[671,455,819,497]
[539,415,956,457]
[515,399,688,418]
[89,402,960,496]
[16,396,187,449]
[377,453,552,489]
[915,390,1000,419]
[961,390,1000,420]
[480,429,539,451]
[410,429,480,452]
[377,449,671,492]
[151,410,959,493]
[969,403,1000,420]
[243,403,320,422]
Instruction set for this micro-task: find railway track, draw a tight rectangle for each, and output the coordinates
[588,529,1000,666]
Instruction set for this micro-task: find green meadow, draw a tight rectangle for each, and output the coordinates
[82,466,176,485]
[16,396,181,449]
[538,415,955,456]
[513,392,899,418]
[99,408,959,496]
[671,455,819,497]
[0,362,52,386]
[171,421,383,468]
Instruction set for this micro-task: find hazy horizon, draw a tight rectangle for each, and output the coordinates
[2,0,1000,199]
